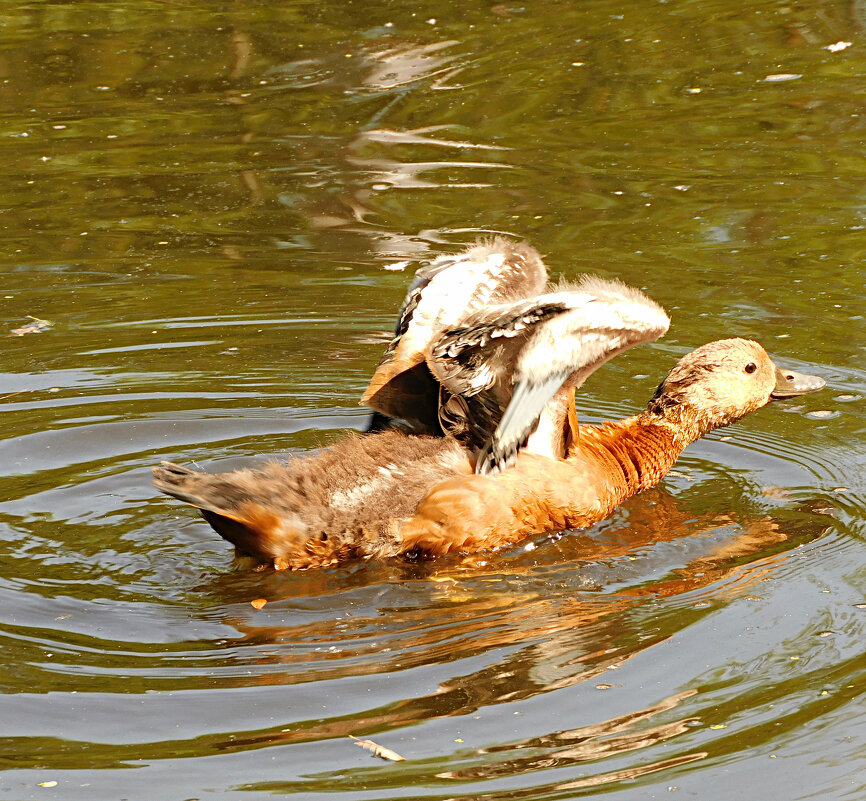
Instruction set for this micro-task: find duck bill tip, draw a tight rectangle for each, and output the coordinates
[770,366,826,399]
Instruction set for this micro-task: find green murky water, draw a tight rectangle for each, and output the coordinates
[0,1,864,798]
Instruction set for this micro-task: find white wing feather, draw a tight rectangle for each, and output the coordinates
[431,277,670,474]
[361,239,548,431]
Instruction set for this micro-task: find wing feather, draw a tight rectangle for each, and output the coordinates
[429,277,670,473]
[475,370,571,474]
[360,239,548,431]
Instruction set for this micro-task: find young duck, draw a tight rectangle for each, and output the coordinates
[153,241,825,570]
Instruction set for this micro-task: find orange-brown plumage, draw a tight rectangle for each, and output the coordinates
[154,338,824,570]
[398,416,679,557]
[154,430,474,569]
[154,233,826,572]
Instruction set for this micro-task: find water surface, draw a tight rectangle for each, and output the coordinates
[0,1,864,799]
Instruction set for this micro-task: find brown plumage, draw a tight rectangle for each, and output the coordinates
[154,338,825,570]
[154,431,471,569]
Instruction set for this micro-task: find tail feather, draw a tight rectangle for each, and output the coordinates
[153,462,310,568]
[153,461,219,511]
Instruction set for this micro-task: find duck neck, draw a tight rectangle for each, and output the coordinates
[644,399,721,447]
[574,411,692,500]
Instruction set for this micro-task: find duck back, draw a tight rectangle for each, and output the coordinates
[153,430,471,569]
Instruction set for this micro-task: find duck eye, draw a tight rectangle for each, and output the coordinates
[744,362,758,374]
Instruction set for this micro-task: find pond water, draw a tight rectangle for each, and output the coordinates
[0,1,864,798]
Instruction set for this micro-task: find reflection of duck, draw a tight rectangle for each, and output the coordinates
[153,239,825,570]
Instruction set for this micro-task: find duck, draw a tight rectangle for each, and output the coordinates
[153,239,826,570]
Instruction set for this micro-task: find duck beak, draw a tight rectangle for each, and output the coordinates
[770,365,826,398]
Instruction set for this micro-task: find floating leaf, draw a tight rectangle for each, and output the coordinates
[37,781,58,788]
[250,598,268,609]
[349,735,405,762]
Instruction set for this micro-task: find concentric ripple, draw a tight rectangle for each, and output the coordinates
[1,336,861,799]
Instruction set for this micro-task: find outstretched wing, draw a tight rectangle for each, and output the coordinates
[429,296,570,448]
[429,276,670,474]
[361,238,548,432]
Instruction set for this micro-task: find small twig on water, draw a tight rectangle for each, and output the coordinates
[349,734,405,762]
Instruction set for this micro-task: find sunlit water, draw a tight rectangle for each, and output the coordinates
[0,2,864,799]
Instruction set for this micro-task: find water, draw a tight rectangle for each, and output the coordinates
[0,1,864,798]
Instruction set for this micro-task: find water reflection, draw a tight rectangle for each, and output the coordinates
[439,689,706,792]
[305,124,513,253]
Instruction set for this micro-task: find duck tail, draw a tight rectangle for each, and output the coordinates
[153,462,315,569]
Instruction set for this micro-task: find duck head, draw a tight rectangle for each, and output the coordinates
[647,338,825,442]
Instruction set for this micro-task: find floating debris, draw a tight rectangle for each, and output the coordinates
[806,410,836,419]
[763,73,802,82]
[349,734,405,762]
[7,316,53,337]
[824,41,852,52]
[250,598,268,609]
